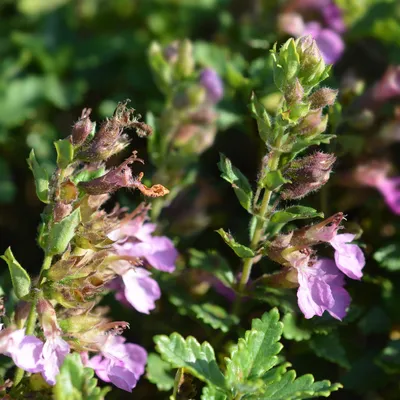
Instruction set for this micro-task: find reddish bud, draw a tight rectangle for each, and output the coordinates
[309,88,338,109]
[285,78,305,105]
[72,108,93,146]
[294,109,327,136]
[281,152,336,200]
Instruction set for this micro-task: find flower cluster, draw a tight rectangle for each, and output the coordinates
[0,103,177,393]
[268,213,365,319]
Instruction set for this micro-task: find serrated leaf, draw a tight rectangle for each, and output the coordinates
[188,249,234,287]
[261,170,290,191]
[170,295,239,333]
[146,353,175,391]
[54,353,110,400]
[46,208,81,255]
[282,313,312,342]
[225,308,283,392]
[218,153,253,212]
[27,149,49,203]
[249,92,273,143]
[216,228,254,258]
[1,247,31,299]
[54,138,74,169]
[154,333,226,390]
[310,332,350,369]
[373,243,400,271]
[271,206,323,224]
[249,368,342,399]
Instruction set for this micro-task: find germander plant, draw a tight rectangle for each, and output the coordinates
[0,36,364,399]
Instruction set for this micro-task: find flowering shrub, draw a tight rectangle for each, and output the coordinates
[1,1,400,399]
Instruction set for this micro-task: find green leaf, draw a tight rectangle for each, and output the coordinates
[226,64,249,90]
[146,353,175,391]
[54,138,74,169]
[71,166,107,185]
[1,247,31,299]
[225,309,283,391]
[46,208,81,256]
[170,295,239,332]
[154,333,226,390]
[249,366,342,399]
[374,243,400,271]
[188,249,234,287]
[271,206,323,224]
[310,332,350,369]
[54,353,110,400]
[216,228,254,258]
[218,153,253,212]
[27,149,49,203]
[282,313,312,342]
[249,92,273,143]
[201,386,228,400]
[261,170,290,191]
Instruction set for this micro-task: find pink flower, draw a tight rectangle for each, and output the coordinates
[329,233,365,280]
[111,261,161,314]
[86,336,147,392]
[113,223,178,273]
[41,336,70,385]
[353,161,400,215]
[1,329,43,374]
[297,258,351,320]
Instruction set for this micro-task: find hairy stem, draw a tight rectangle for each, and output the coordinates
[234,148,282,313]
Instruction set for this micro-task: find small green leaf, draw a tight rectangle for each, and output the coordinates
[146,353,175,391]
[201,386,228,400]
[249,92,273,143]
[218,153,253,212]
[188,249,234,287]
[216,228,254,258]
[255,367,342,399]
[54,139,74,169]
[27,149,49,203]
[1,247,31,299]
[374,243,400,271]
[225,309,283,391]
[71,166,106,185]
[310,332,350,369]
[261,170,290,191]
[282,313,312,342]
[271,206,323,224]
[46,208,81,255]
[154,333,226,390]
[226,64,249,90]
[54,353,110,400]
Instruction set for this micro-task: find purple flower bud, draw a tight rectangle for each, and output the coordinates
[294,109,328,136]
[199,68,224,104]
[281,152,336,200]
[309,87,338,109]
[71,108,93,146]
[78,153,169,197]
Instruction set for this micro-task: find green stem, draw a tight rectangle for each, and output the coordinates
[13,255,53,386]
[234,149,282,313]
